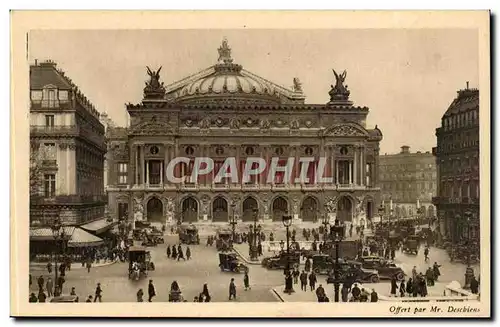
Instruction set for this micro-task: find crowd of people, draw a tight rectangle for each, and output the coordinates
[166,244,191,261]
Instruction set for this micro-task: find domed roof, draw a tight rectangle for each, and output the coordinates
[164,39,306,105]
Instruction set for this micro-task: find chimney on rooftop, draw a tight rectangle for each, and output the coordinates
[34,59,38,66]
[400,145,410,154]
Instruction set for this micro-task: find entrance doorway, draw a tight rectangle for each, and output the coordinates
[366,201,373,220]
[146,197,163,222]
[336,196,353,222]
[272,197,288,221]
[118,202,128,221]
[181,197,198,223]
[301,196,318,222]
[242,197,258,222]
[212,197,228,222]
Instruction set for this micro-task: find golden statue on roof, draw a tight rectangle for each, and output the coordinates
[217,38,233,64]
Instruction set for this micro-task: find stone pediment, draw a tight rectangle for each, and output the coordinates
[321,123,369,137]
[130,116,174,136]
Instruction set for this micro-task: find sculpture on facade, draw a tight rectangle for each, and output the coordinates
[260,119,271,130]
[134,197,144,221]
[329,69,350,101]
[356,196,365,214]
[218,38,233,64]
[199,118,210,129]
[229,118,240,129]
[144,66,165,96]
[325,197,337,213]
[293,77,303,93]
[290,120,300,130]
[166,197,175,221]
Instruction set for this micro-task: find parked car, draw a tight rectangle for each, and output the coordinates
[262,251,300,270]
[218,252,248,273]
[358,256,406,281]
[325,260,380,284]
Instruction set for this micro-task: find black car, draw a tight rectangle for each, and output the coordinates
[324,260,380,284]
[262,252,300,270]
[358,256,406,281]
[218,252,248,273]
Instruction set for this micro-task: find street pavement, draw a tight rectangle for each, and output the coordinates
[29,235,284,302]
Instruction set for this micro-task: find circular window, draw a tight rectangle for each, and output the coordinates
[216,146,224,155]
[275,147,284,156]
[185,146,194,155]
[245,146,254,155]
[150,146,159,155]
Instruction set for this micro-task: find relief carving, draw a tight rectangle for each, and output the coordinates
[260,119,271,130]
[134,196,144,221]
[199,118,211,129]
[229,118,240,129]
[325,196,337,213]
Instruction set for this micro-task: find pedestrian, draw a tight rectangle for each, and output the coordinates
[177,245,185,261]
[349,224,353,238]
[46,262,52,274]
[412,266,418,281]
[300,271,308,291]
[37,290,47,303]
[315,284,326,302]
[202,283,211,302]
[29,293,37,303]
[305,258,311,272]
[370,289,378,302]
[46,277,53,297]
[406,278,414,296]
[390,276,398,297]
[362,248,369,257]
[94,283,102,302]
[424,246,429,262]
[351,283,361,301]
[390,248,396,261]
[426,267,435,286]
[148,279,156,302]
[37,275,44,292]
[308,271,317,291]
[257,242,263,256]
[137,289,144,302]
[86,259,92,273]
[433,262,441,281]
[186,246,191,260]
[312,241,317,252]
[70,287,76,296]
[292,268,300,284]
[360,288,370,302]
[399,279,406,297]
[229,278,236,300]
[172,245,177,259]
[166,245,171,258]
[341,285,349,302]
[470,276,479,294]
[244,271,250,291]
[29,274,32,288]
[86,295,93,302]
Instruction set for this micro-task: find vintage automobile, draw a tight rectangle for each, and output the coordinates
[216,229,234,251]
[325,261,380,284]
[135,221,151,229]
[128,246,153,280]
[179,224,200,245]
[312,254,380,283]
[262,251,301,270]
[218,252,249,273]
[50,295,79,303]
[402,237,419,255]
[358,256,406,281]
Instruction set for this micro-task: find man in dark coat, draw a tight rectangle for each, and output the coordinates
[37,275,44,292]
[433,262,441,281]
[470,276,479,294]
[312,241,317,252]
[46,262,52,274]
[305,258,311,272]
[351,283,361,301]
[171,245,177,259]
[390,276,398,296]
[166,245,171,258]
[406,278,414,296]
[257,243,263,256]
[29,293,37,302]
[300,271,308,291]
[292,268,300,284]
[308,271,317,291]
[148,279,156,302]
[315,284,326,302]
[94,283,102,302]
[370,289,378,302]
[186,246,191,260]
[37,290,47,303]
[399,280,406,297]
[341,285,349,302]
[229,278,237,300]
[177,245,185,261]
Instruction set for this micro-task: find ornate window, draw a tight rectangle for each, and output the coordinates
[245,146,254,155]
[150,145,159,155]
[44,174,56,197]
[45,115,54,127]
[117,163,128,184]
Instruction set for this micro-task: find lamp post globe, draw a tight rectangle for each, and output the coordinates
[282,213,294,294]
[331,219,345,303]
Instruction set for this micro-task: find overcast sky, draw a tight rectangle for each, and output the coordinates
[28,29,478,155]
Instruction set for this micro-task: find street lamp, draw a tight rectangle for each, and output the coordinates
[249,208,260,261]
[279,240,285,252]
[51,218,65,297]
[464,210,475,289]
[331,219,345,302]
[321,212,330,243]
[282,213,294,294]
[229,203,237,245]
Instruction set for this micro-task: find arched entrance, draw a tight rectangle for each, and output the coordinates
[272,197,288,221]
[301,196,318,222]
[242,197,258,222]
[212,197,228,222]
[366,200,374,220]
[336,196,353,223]
[395,206,401,218]
[420,205,427,217]
[146,197,163,222]
[401,207,408,218]
[181,197,198,223]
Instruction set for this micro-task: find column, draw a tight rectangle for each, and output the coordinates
[134,145,139,185]
[140,145,145,185]
[353,146,358,186]
[360,146,364,186]
[349,161,353,185]
[146,160,149,185]
[335,160,339,184]
[164,144,169,185]
[160,160,163,184]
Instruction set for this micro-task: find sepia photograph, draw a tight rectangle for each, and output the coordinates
[10,11,490,317]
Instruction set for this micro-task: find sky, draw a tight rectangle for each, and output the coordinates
[28,29,479,155]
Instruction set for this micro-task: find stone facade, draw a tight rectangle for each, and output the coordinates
[29,60,106,226]
[432,85,479,246]
[105,40,383,227]
[379,146,437,219]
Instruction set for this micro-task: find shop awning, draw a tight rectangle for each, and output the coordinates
[68,228,104,248]
[80,218,117,234]
[30,227,75,241]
